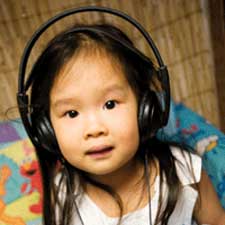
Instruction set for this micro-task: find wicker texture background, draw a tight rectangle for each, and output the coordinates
[0,0,223,129]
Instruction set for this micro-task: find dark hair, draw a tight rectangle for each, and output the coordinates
[30,24,187,225]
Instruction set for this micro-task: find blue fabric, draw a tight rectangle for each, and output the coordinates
[158,101,225,208]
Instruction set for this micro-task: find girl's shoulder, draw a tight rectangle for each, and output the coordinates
[170,146,202,185]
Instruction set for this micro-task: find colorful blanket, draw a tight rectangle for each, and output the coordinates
[0,120,42,225]
[0,103,224,225]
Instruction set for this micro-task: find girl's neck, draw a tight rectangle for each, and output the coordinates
[87,158,144,194]
[83,158,158,217]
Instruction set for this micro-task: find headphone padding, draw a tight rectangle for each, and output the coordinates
[138,90,162,143]
[34,113,59,154]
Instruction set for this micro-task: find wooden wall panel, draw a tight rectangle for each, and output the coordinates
[208,0,225,131]
[0,0,222,130]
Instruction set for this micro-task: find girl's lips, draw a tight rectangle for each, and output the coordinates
[86,146,113,158]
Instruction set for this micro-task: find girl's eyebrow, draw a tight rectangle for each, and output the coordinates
[102,84,126,95]
[52,97,77,109]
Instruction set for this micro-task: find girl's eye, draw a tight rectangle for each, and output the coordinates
[65,110,78,118]
[104,100,117,110]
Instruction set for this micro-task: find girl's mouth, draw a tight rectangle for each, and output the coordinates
[86,146,113,158]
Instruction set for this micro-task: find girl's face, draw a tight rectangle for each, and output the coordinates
[50,51,140,177]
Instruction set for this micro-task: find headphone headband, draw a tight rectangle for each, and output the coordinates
[18,6,165,94]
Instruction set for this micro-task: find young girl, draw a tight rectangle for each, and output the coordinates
[25,23,225,225]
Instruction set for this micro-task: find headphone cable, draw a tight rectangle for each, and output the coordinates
[63,165,85,225]
[144,149,153,225]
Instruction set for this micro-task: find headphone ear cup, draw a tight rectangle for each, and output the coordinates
[33,113,59,154]
[138,90,162,143]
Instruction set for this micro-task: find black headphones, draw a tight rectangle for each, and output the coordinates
[17,6,170,154]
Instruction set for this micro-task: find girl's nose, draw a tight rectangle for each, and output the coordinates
[83,114,108,139]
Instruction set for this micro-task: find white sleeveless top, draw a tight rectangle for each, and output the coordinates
[57,147,202,225]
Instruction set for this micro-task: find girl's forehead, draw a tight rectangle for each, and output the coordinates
[50,51,129,97]
[53,50,126,86]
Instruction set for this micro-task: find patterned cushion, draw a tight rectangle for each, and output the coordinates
[0,119,42,225]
